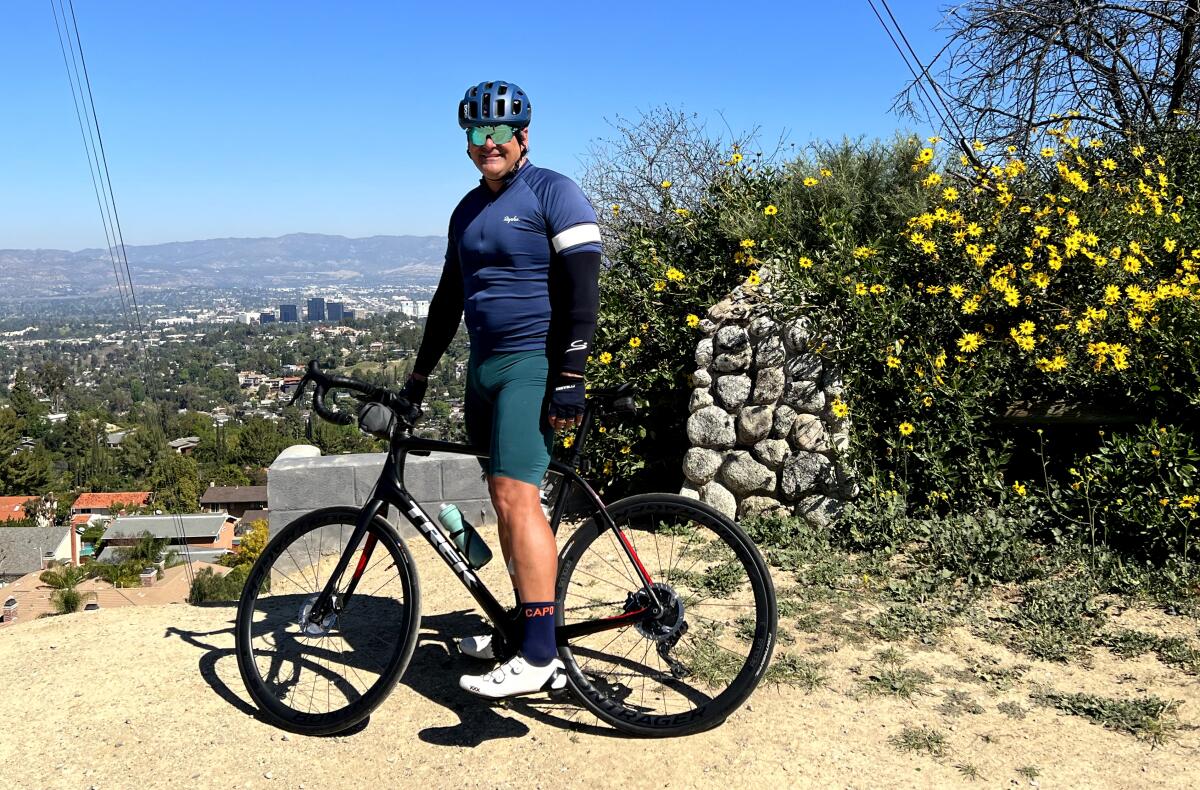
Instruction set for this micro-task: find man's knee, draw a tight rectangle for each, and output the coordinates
[489,475,539,523]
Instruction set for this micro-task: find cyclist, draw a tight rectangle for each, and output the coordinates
[401,80,602,699]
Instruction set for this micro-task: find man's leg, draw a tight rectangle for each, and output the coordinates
[489,475,556,604]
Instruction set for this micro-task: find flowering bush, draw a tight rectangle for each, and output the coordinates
[586,121,1200,565]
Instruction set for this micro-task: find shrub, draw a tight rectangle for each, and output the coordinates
[188,565,250,604]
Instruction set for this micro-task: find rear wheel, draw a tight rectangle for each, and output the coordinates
[235,507,421,736]
[556,494,776,737]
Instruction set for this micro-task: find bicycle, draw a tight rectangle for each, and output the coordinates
[235,360,777,738]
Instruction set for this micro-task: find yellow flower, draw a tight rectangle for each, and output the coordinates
[1012,481,1027,496]
[1018,320,1036,335]
[764,205,779,216]
[746,272,761,287]
[686,314,700,328]
[831,398,850,418]
[740,239,755,249]
[957,332,983,352]
[562,435,575,448]
[730,152,743,165]
[1041,147,1056,158]
[852,246,876,260]
[869,284,886,295]
[803,177,819,187]
[1036,355,1068,373]
[666,267,685,282]
[933,351,947,368]
[886,355,901,369]
[798,256,814,269]
[621,445,631,455]
[629,336,641,348]
[611,204,620,215]
[599,351,613,364]
[653,280,666,292]
[898,422,915,437]
[942,187,959,202]
[1164,237,1177,253]
[820,168,832,177]
[661,179,672,188]
[1103,284,1121,305]
[1101,158,1117,171]
[949,284,966,299]
[917,148,934,164]
[674,208,690,218]
[1123,256,1142,275]
[972,139,986,152]
[855,282,868,296]
[922,173,943,188]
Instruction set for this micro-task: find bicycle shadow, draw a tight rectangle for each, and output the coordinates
[166,607,619,745]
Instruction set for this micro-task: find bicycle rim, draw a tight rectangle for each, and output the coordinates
[235,509,420,735]
[556,494,775,736]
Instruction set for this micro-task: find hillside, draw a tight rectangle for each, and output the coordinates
[0,538,1196,789]
[0,233,445,297]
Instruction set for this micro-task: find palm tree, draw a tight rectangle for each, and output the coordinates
[39,563,89,614]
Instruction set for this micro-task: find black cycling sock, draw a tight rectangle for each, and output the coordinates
[520,601,557,667]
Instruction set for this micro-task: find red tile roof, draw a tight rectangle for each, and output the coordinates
[71,514,94,526]
[71,492,152,511]
[0,496,36,522]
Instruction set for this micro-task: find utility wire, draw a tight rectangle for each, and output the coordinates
[49,2,195,584]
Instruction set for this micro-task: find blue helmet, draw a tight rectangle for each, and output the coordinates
[458,80,531,129]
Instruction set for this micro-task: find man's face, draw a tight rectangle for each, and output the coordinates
[468,127,527,181]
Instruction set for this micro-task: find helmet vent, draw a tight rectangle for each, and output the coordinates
[512,99,522,115]
[498,84,508,95]
[482,93,490,117]
[496,99,506,117]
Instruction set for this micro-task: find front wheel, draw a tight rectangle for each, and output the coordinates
[234,507,421,736]
[556,494,776,737]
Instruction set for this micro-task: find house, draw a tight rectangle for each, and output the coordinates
[199,485,268,519]
[0,526,79,582]
[0,560,231,628]
[0,494,57,528]
[71,491,153,517]
[95,513,237,565]
[168,436,201,455]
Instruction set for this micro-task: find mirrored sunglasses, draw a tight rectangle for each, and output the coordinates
[467,124,517,146]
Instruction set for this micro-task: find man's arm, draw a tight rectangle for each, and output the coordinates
[548,249,601,377]
[411,237,464,381]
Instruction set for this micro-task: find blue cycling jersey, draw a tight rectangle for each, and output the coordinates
[448,162,602,358]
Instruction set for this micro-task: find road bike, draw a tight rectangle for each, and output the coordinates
[234,361,777,737]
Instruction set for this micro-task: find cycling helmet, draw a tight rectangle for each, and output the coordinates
[458,81,531,129]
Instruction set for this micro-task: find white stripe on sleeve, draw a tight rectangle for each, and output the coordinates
[551,223,602,253]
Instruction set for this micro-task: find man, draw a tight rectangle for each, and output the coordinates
[401,80,602,698]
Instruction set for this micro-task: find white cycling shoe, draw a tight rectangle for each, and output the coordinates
[458,633,497,660]
[459,654,567,699]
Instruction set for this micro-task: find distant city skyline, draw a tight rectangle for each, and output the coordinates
[0,1,947,250]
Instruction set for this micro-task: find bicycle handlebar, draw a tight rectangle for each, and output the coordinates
[289,360,421,430]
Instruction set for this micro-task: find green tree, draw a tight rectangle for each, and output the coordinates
[149,453,201,513]
[8,369,45,423]
[39,563,88,614]
[117,428,167,485]
[231,417,284,469]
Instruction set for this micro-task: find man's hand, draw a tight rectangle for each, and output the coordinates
[548,373,585,431]
[399,373,428,406]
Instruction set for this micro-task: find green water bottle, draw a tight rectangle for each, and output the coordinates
[437,503,493,569]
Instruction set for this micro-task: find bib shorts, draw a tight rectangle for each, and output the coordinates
[465,349,555,486]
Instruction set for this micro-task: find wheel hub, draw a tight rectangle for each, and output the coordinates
[627,582,686,642]
[298,594,339,637]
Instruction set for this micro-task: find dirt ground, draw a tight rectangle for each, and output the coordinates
[1,538,1197,790]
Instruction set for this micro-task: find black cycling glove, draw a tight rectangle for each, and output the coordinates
[549,376,586,423]
[400,375,427,407]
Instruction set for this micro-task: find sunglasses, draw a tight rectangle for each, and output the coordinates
[466,124,519,146]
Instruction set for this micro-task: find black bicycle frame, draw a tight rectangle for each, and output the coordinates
[305,429,662,647]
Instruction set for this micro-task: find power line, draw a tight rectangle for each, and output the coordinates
[49,2,195,585]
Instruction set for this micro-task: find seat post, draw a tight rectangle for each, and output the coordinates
[565,398,598,469]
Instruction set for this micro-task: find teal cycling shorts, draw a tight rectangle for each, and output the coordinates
[465,349,555,486]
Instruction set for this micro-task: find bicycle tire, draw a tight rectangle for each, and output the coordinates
[235,507,421,736]
[555,493,776,737]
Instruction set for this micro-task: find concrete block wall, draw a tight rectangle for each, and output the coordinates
[267,448,495,539]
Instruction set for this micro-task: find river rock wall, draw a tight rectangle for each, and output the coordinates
[681,280,856,527]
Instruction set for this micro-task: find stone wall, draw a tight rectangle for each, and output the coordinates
[681,280,856,527]
[267,449,495,539]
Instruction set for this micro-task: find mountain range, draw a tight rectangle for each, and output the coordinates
[0,233,446,298]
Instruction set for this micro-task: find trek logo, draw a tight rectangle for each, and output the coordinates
[523,604,556,617]
[503,215,521,224]
[567,339,588,352]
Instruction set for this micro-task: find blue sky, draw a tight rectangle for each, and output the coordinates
[0,1,947,250]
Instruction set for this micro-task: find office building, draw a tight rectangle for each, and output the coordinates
[259,312,276,324]
[307,297,326,322]
[326,301,344,322]
[278,304,298,322]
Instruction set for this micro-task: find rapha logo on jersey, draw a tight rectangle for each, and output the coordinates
[567,339,588,351]
[503,215,521,224]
